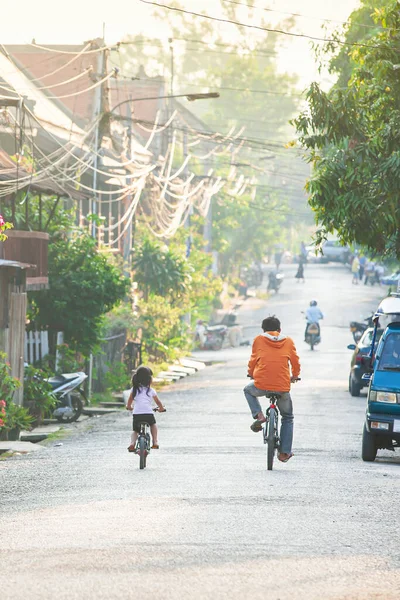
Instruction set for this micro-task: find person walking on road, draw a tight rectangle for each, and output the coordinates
[243,316,301,463]
[295,256,305,283]
[351,254,360,285]
[126,366,166,452]
[359,255,367,281]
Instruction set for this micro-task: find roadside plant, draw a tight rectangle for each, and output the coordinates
[0,214,13,242]
[23,365,57,425]
[55,344,86,375]
[0,352,20,402]
[104,361,131,392]
[3,402,33,432]
[0,353,31,439]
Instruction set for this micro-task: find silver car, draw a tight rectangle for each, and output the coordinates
[321,240,350,263]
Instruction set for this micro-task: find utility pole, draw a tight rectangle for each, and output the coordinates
[89,37,110,398]
[122,100,134,277]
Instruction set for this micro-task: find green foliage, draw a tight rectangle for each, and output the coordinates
[293,0,400,258]
[133,237,188,302]
[54,344,86,375]
[3,402,33,431]
[104,361,131,392]
[0,352,20,403]
[139,294,190,363]
[0,353,27,433]
[23,365,57,417]
[29,230,130,354]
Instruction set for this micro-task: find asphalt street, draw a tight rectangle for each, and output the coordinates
[1,263,400,600]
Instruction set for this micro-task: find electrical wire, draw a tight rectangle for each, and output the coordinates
[222,0,398,33]
[138,1,394,51]
[29,42,118,55]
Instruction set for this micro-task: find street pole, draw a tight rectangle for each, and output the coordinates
[89,39,109,398]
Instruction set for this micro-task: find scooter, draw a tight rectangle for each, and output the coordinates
[195,323,228,351]
[267,271,284,293]
[47,372,88,422]
[350,315,374,343]
[305,322,321,351]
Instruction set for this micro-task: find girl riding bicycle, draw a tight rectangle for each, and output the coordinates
[126,366,165,452]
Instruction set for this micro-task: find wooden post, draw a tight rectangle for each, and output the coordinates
[8,292,27,406]
[39,193,42,230]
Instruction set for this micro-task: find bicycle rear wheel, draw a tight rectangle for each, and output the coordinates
[267,408,276,471]
[139,436,147,469]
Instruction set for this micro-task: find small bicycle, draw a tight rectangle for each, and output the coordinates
[136,408,165,470]
[263,379,300,471]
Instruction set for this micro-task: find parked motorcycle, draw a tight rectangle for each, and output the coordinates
[195,323,228,351]
[47,371,88,422]
[305,322,321,351]
[267,271,284,293]
[350,315,374,343]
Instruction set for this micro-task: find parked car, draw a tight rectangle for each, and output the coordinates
[348,327,383,396]
[321,240,350,263]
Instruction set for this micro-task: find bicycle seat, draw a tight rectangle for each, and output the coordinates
[265,391,282,399]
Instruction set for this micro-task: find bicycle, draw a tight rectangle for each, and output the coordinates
[135,408,166,470]
[263,379,300,471]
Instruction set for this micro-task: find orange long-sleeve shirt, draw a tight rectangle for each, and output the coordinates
[248,331,301,392]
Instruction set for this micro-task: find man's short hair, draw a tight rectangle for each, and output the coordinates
[262,316,281,332]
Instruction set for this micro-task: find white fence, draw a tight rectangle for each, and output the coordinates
[25,330,49,365]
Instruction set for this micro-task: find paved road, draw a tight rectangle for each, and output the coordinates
[1,264,400,600]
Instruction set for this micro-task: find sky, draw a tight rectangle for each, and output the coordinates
[2,0,361,89]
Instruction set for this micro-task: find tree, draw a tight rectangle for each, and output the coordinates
[133,237,188,301]
[293,0,400,258]
[29,231,130,356]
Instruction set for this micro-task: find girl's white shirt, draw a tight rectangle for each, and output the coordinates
[131,386,157,415]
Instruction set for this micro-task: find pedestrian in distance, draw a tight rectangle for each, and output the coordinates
[351,254,360,285]
[244,315,301,463]
[359,254,367,281]
[300,241,308,263]
[295,256,305,283]
[126,366,166,452]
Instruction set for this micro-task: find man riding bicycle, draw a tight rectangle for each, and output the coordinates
[244,316,301,463]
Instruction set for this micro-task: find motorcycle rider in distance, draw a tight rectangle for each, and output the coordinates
[305,300,324,340]
[244,315,301,463]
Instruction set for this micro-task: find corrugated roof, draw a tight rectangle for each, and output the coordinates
[0,258,32,269]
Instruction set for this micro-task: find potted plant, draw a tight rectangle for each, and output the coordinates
[1,402,33,441]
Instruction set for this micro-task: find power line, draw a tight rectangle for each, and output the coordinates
[222,0,396,33]
[115,71,302,98]
[29,42,118,55]
[138,0,392,51]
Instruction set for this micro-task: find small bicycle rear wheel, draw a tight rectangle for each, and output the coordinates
[267,408,276,471]
[139,436,147,469]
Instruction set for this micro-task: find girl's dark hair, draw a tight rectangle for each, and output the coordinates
[131,366,153,398]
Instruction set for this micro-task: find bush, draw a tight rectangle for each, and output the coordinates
[23,365,57,425]
[0,352,32,438]
[104,361,131,392]
[139,295,191,363]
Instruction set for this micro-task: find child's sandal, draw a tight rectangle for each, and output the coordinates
[151,444,159,449]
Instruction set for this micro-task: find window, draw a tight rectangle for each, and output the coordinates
[378,332,400,370]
